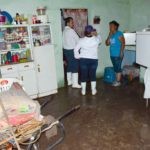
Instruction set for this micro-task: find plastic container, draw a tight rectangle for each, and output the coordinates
[104,67,116,84]
[12,54,19,63]
[36,7,46,15]
[0,42,6,50]
[0,15,6,25]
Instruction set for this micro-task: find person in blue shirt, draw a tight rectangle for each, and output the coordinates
[106,20,125,86]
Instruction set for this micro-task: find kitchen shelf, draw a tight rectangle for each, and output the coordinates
[0,25,32,66]
[33,43,51,47]
[0,23,57,99]
[0,60,34,67]
[32,34,51,39]
[0,49,29,54]
[0,24,29,28]
[30,23,51,27]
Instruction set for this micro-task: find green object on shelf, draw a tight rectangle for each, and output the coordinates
[11,43,20,49]
[26,49,31,60]
[19,58,28,63]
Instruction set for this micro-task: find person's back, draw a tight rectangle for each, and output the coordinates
[79,36,100,59]
[74,25,102,96]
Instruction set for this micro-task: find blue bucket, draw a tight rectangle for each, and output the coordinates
[104,67,116,84]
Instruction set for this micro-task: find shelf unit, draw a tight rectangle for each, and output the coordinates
[0,25,33,66]
[0,23,57,98]
[31,24,52,47]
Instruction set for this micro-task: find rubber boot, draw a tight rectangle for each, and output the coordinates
[67,72,72,86]
[91,81,97,95]
[72,73,81,88]
[81,82,86,95]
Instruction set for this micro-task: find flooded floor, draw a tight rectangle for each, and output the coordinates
[38,80,150,150]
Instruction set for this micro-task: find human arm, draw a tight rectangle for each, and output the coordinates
[74,41,81,59]
[97,34,102,44]
[105,32,112,46]
[92,31,102,44]
[72,29,80,45]
[119,35,125,59]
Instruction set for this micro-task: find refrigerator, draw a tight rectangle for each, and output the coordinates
[136,31,150,68]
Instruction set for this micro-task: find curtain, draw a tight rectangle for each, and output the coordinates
[61,9,88,37]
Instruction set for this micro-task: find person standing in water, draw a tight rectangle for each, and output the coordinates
[106,20,125,87]
[63,17,81,88]
[74,25,102,95]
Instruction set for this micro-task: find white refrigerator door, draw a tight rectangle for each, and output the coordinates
[34,44,57,95]
[136,32,150,68]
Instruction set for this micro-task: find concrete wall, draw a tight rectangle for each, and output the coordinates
[129,0,150,31]
[129,0,150,82]
[0,0,130,87]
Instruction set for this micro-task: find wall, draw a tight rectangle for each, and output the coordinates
[0,0,130,87]
[129,0,150,81]
[129,0,150,31]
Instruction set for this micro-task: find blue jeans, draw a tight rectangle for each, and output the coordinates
[80,58,98,82]
[111,57,122,73]
[63,49,79,73]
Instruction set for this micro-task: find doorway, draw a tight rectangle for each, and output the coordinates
[60,9,88,85]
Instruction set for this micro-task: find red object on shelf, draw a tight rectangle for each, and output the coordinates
[32,15,37,24]
[0,15,6,25]
[12,54,19,63]
[5,61,10,65]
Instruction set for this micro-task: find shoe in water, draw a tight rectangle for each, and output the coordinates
[112,81,121,87]
[72,84,81,88]
[92,89,97,95]
[81,90,86,95]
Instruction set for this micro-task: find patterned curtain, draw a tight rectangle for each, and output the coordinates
[61,9,88,37]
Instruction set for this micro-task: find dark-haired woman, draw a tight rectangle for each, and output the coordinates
[106,20,125,87]
[74,25,102,95]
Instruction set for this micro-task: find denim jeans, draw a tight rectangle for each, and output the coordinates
[63,49,79,73]
[111,57,122,73]
[80,58,98,82]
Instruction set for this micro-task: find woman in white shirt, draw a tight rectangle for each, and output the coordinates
[74,25,102,95]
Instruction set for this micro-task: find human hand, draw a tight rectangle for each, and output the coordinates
[109,31,113,37]
[92,31,98,36]
[74,54,80,59]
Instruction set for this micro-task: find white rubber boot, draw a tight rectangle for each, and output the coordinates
[91,81,97,95]
[67,72,72,86]
[81,82,86,95]
[72,73,81,88]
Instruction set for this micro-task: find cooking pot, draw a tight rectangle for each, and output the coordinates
[37,7,46,15]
